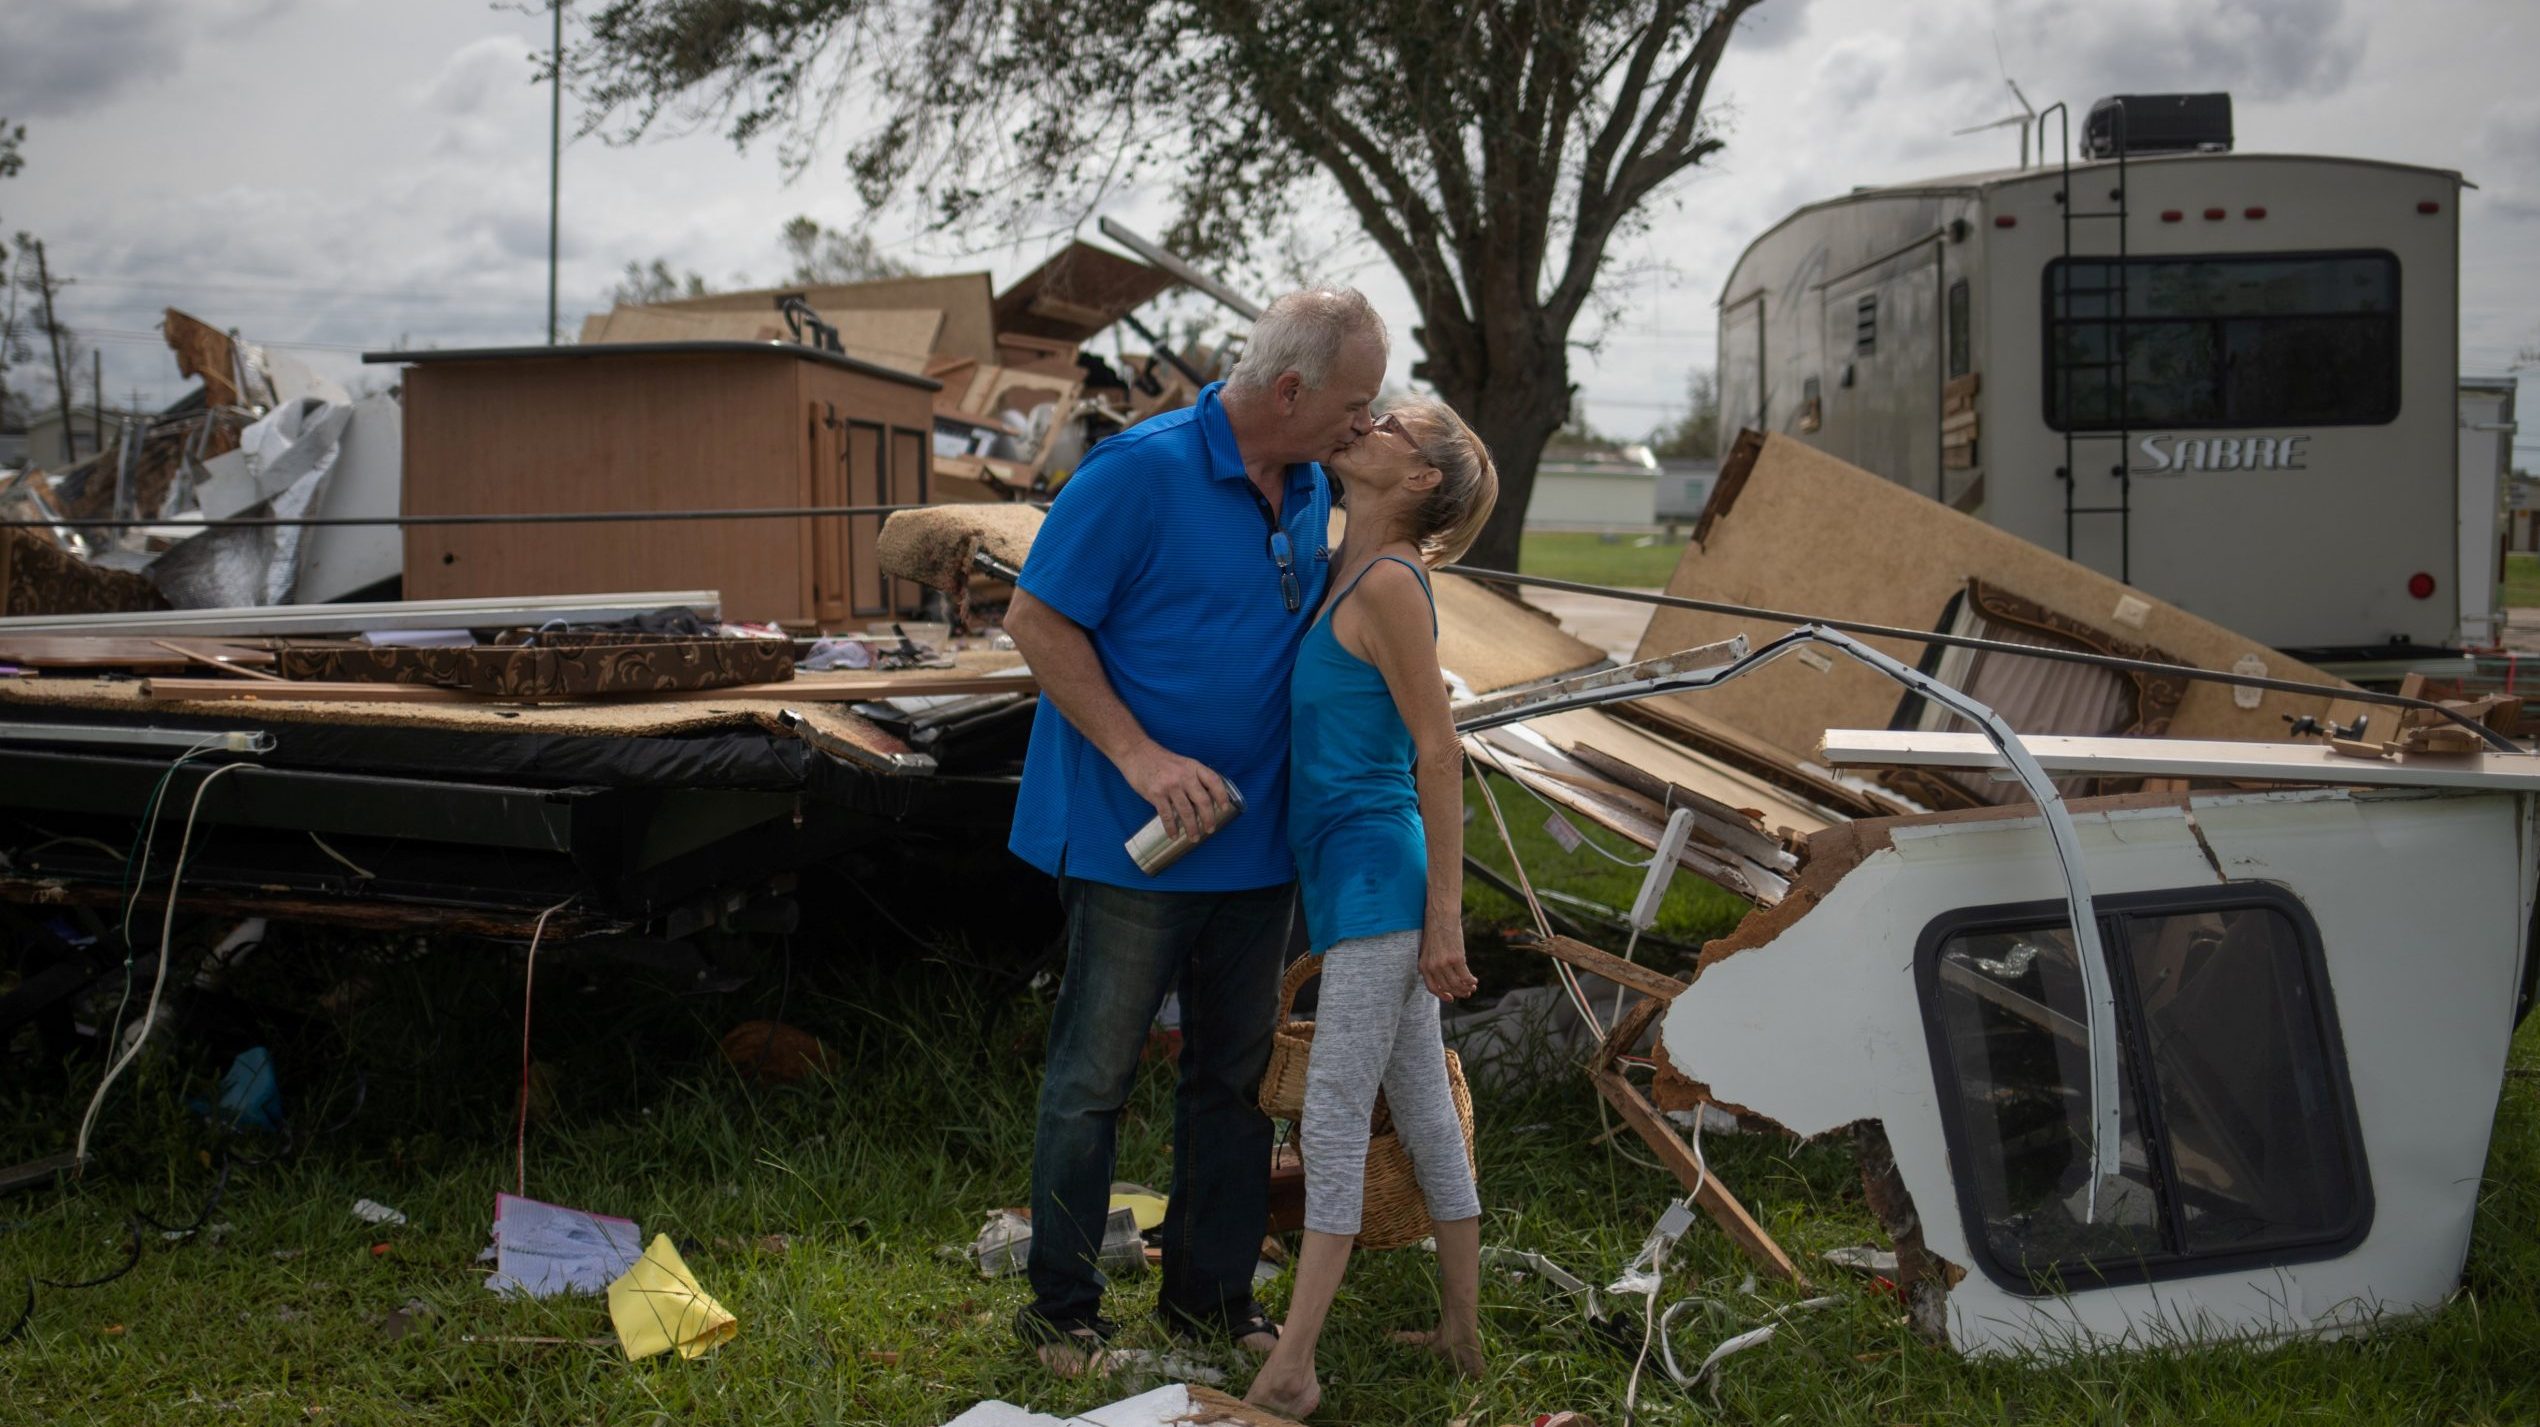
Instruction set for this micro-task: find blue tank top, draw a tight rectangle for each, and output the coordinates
[1288,555,1438,953]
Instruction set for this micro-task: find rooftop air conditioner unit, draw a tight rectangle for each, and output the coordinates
[2083,93,2233,159]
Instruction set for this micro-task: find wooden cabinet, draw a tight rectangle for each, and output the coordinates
[382,342,939,626]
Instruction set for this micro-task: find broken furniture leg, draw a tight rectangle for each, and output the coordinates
[1513,933,1804,1284]
[1587,1065,1804,1286]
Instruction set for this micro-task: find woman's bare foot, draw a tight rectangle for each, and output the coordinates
[1390,1327,1484,1378]
[1244,1361,1322,1419]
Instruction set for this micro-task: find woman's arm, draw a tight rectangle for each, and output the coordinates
[1349,560,1478,1001]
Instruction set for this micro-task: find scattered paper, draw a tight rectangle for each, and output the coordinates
[487,1194,642,1299]
[1109,1192,1167,1232]
[351,1198,406,1226]
[942,1385,1244,1427]
[608,1234,737,1361]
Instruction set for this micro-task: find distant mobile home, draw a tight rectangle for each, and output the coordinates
[1718,95,2475,662]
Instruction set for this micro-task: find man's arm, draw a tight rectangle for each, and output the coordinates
[1006,587,1232,842]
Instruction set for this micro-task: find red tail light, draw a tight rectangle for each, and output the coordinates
[2160,209,2183,222]
[1994,215,2017,228]
[2408,572,2437,600]
[2418,200,2442,214]
[2203,207,2227,220]
[2244,206,2267,219]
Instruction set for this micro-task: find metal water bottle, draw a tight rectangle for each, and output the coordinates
[1125,777,1245,875]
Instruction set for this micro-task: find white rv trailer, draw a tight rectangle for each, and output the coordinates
[1716,99,2468,663]
[2458,376,2519,649]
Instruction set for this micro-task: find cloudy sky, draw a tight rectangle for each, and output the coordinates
[4,0,2534,465]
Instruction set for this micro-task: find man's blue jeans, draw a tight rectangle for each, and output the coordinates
[1024,876,1293,1339]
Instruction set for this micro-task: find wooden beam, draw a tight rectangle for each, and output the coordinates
[1594,993,1665,1072]
[141,670,1038,705]
[1520,933,1688,1003]
[1587,1066,1804,1285]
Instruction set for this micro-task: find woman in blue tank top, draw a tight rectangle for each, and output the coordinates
[1247,397,1498,1419]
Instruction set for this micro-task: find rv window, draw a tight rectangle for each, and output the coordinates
[2042,252,2399,431]
[1918,885,2370,1293]
[1947,280,1971,379]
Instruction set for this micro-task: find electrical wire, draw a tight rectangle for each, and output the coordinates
[514,898,576,1199]
[74,760,249,1171]
[1467,737,1656,871]
[102,740,227,1066]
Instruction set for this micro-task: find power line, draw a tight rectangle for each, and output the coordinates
[68,276,546,304]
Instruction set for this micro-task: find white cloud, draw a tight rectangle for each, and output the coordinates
[0,0,301,118]
[1,0,2528,436]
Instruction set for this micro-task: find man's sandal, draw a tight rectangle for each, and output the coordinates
[1164,1306,1280,1356]
[1015,1310,1114,1379]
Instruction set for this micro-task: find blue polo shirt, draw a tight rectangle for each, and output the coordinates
[1009,383,1333,891]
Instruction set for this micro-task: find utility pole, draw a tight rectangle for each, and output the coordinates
[547,0,562,345]
[90,348,102,455]
[33,240,73,462]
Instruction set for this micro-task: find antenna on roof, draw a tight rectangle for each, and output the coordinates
[1951,31,2040,168]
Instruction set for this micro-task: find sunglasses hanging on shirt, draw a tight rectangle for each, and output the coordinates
[1249,484,1303,614]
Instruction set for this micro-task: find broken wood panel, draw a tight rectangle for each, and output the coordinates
[1517,704,1841,839]
[1633,433,2373,765]
[658,273,999,366]
[991,241,1179,345]
[1564,741,1801,867]
[1432,573,1604,695]
[1474,738,1786,903]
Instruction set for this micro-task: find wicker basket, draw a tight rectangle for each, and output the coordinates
[1260,954,1479,1250]
[1354,1048,1478,1251]
[1257,955,1321,1121]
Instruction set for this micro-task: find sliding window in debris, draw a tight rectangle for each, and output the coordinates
[1914,884,2373,1293]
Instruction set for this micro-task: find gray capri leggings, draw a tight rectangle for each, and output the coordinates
[1301,929,1481,1235]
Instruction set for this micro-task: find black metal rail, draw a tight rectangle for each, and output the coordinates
[1438,565,2524,754]
[3,503,938,532]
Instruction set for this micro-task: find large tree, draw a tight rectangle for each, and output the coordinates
[571,0,1766,569]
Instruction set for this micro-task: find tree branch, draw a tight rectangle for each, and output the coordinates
[1551,0,1755,325]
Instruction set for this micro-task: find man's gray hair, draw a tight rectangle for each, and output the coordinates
[1225,287,1389,394]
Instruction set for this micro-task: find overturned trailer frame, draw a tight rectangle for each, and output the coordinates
[1439,594,2539,1360]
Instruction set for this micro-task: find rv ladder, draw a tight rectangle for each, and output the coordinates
[2041,100,2136,584]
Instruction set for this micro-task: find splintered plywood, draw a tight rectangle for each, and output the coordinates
[582,304,944,375]
[1432,573,1604,695]
[992,241,1178,344]
[1516,706,1834,840]
[1634,434,2368,766]
[658,274,999,366]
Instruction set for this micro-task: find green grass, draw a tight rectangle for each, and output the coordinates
[2505,553,2540,609]
[3,902,2536,1426]
[1517,532,1687,589]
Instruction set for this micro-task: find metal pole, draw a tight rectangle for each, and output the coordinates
[33,241,75,462]
[1095,217,1266,321]
[90,349,103,457]
[546,0,562,346]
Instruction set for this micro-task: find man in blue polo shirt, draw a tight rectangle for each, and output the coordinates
[1004,288,1389,1375]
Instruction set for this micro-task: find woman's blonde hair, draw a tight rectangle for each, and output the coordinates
[1387,395,1499,567]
